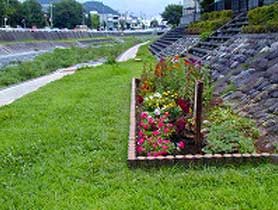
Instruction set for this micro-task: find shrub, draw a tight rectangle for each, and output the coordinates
[187,10,232,35]
[243,3,278,33]
[200,31,213,41]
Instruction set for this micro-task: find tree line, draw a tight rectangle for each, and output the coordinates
[0,0,99,29]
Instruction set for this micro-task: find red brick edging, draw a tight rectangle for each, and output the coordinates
[128,78,278,167]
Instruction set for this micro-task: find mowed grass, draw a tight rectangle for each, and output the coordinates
[0,46,278,210]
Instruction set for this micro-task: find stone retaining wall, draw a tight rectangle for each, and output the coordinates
[206,33,278,151]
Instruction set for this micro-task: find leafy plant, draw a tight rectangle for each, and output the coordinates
[203,121,256,154]
[208,107,260,139]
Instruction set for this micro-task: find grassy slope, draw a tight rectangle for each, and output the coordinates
[0,46,278,210]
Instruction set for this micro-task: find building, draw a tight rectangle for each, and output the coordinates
[213,0,277,12]
[180,0,201,26]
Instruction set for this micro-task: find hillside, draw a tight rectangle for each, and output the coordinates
[37,0,119,15]
[83,1,119,15]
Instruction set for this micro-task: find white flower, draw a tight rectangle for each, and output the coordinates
[149,96,154,100]
[154,108,161,116]
[154,92,162,98]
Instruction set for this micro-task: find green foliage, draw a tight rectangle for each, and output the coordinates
[161,4,183,26]
[221,83,237,96]
[0,45,278,209]
[187,10,232,34]
[53,0,83,29]
[147,59,212,104]
[150,19,159,28]
[21,0,45,28]
[0,38,141,88]
[203,121,256,154]
[242,3,278,33]
[91,14,100,29]
[204,107,260,154]
[200,31,212,41]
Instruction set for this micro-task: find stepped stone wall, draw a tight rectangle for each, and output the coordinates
[205,33,278,151]
[160,36,199,57]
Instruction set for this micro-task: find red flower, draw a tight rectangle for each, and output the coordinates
[176,117,186,133]
[177,98,191,114]
[136,95,144,105]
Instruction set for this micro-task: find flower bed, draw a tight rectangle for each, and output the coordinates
[128,57,278,167]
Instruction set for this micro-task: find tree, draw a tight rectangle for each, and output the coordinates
[7,0,23,27]
[85,13,92,28]
[53,0,83,29]
[91,14,100,29]
[161,4,183,26]
[150,19,159,28]
[21,0,45,28]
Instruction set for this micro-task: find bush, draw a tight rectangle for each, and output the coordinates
[187,10,232,35]
[243,3,278,33]
[200,31,213,41]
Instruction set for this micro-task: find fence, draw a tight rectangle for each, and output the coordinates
[206,0,278,13]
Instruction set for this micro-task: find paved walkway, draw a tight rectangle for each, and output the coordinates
[116,41,149,62]
[0,41,149,107]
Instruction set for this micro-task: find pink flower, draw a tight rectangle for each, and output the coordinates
[158,121,164,128]
[137,138,145,145]
[162,145,168,150]
[177,141,185,150]
[163,140,171,144]
[136,146,144,154]
[152,130,160,136]
[147,116,155,124]
[140,112,148,119]
[138,130,144,138]
[163,127,170,134]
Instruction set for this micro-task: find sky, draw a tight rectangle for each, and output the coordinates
[83,0,183,18]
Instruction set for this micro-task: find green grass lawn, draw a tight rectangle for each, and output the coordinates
[0,46,278,210]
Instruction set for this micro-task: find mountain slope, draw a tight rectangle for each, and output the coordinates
[83,1,119,15]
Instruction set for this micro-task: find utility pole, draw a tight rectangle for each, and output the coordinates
[4,0,9,28]
[50,1,54,28]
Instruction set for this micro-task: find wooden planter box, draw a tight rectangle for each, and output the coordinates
[128,78,278,167]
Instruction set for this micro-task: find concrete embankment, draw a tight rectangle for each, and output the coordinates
[0,30,156,42]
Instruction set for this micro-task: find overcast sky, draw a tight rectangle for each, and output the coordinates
[86,0,183,18]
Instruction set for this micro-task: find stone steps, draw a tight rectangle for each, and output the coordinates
[149,27,185,57]
[185,12,248,59]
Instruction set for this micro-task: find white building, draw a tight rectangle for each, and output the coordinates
[180,0,201,26]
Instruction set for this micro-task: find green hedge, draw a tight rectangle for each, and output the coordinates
[242,3,278,33]
[187,10,232,35]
